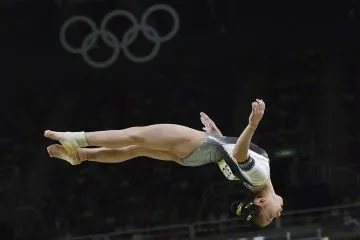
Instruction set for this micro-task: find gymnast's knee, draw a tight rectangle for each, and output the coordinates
[125,127,146,144]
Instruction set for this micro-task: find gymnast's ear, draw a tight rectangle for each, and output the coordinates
[254,197,266,206]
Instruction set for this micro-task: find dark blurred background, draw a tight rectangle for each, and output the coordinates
[0,0,359,239]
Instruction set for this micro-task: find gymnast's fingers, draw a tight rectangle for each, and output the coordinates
[200,112,210,120]
[259,100,265,113]
[252,102,258,113]
[200,116,206,125]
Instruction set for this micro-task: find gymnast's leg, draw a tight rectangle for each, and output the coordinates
[44,124,206,158]
[47,144,183,165]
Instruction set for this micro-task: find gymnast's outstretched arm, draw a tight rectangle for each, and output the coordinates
[233,99,265,163]
[199,112,223,136]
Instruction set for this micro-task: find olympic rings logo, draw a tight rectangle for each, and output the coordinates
[59,4,180,68]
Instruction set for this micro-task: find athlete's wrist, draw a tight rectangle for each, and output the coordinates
[247,123,258,130]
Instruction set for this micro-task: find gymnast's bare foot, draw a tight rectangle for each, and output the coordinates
[44,130,88,154]
[47,144,85,165]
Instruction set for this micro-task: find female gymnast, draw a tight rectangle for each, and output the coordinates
[44,99,283,228]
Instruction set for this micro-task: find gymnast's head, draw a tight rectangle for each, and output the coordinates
[231,192,283,228]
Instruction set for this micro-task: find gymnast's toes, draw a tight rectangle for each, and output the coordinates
[47,144,64,158]
[44,130,63,141]
[46,144,80,165]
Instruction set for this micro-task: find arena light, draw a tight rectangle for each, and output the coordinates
[274,148,297,158]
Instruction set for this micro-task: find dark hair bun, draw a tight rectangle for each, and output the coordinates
[230,199,259,222]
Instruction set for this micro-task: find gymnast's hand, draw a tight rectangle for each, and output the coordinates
[200,112,223,136]
[249,99,265,128]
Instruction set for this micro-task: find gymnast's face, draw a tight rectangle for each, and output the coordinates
[254,194,283,227]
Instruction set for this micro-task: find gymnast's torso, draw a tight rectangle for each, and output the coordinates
[182,134,270,190]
